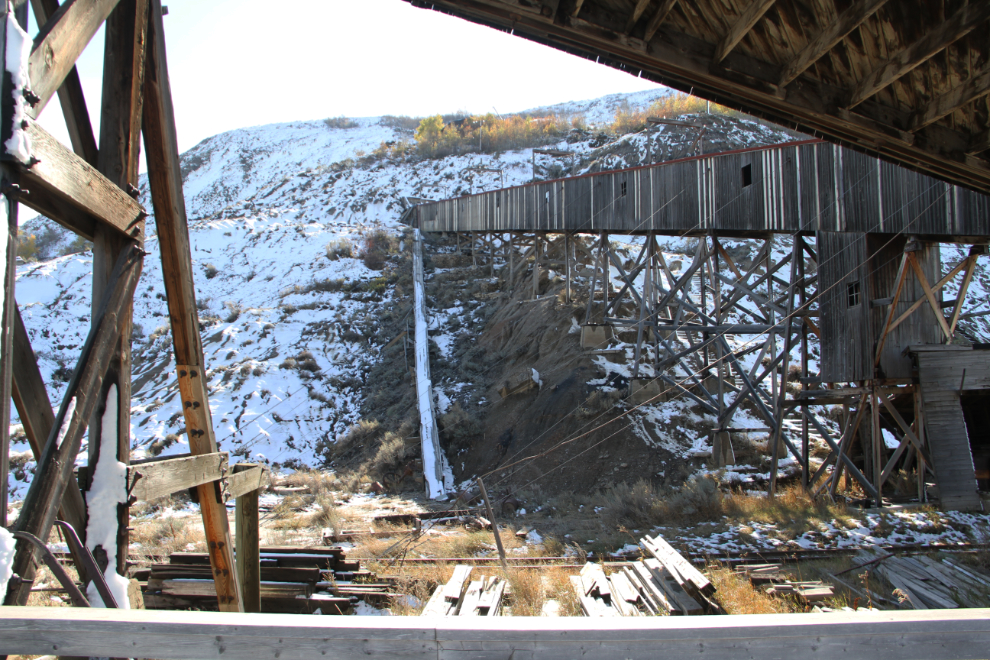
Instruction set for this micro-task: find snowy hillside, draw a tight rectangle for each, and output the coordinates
[9,91,806,499]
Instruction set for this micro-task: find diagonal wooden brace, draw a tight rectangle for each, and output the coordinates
[3,243,142,606]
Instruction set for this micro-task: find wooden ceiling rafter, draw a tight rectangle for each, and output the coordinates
[713,0,777,65]
[778,0,889,88]
[624,0,651,34]
[407,0,990,192]
[642,0,677,42]
[845,2,990,109]
[910,63,990,132]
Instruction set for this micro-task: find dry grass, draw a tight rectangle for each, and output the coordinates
[130,514,206,561]
[706,563,796,614]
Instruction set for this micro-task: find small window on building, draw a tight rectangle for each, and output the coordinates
[741,164,753,187]
[620,181,628,196]
[496,197,500,208]
[847,281,861,307]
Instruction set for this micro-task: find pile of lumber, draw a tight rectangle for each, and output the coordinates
[421,565,505,616]
[573,531,722,617]
[734,564,834,602]
[136,546,390,614]
[854,550,990,609]
[573,559,706,616]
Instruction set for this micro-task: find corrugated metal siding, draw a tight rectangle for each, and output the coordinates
[415,141,990,237]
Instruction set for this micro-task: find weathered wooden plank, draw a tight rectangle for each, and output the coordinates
[28,0,99,166]
[126,452,227,502]
[11,305,88,533]
[26,0,123,118]
[142,0,242,612]
[11,121,144,242]
[642,536,711,596]
[0,188,15,526]
[3,243,142,606]
[4,606,990,659]
[778,0,890,87]
[226,463,268,500]
[235,463,262,614]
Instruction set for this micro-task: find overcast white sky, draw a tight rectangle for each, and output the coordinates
[34,0,661,154]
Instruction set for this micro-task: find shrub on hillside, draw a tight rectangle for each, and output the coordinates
[325,116,358,129]
[326,238,353,260]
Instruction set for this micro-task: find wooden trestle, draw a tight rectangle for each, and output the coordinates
[0,0,268,617]
[426,221,988,511]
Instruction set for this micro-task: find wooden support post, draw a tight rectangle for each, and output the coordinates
[4,245,142,606]
[871,385,883,508]
[476,478,508,573]
[799,248,810,489]
[564,232,571,304]
[914,388,926,502]
[532,233,542,299]
[769,239,800,497]
[632,234,654,379]
[141,0,242,612]
[235,464,261,614]
[91,0,148,584]
[0,192,16,527]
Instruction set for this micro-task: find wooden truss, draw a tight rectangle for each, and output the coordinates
[0,0,268,613]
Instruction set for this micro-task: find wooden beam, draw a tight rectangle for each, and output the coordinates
[0,194,14,528]
[226,464,268,500]
[948,254,978,335]
[643,0,678,42]
[624,0,652,34]
[778,0,889,87]
[907,253,953,340]
[873,251,910,367]
[10,121,145,242]
[26,0,122,119]
[847,3,990,109]
[5,606,990,659]
[570,0,584,18]
[126,452,228,502]
[11,305,87,533]
[3,244,142,606]
[93,0,148,579]
[141,0,242,612]
[910,63,990,132]
[234,463,262,614]
[29,0,99,166]
[713,0,777,64]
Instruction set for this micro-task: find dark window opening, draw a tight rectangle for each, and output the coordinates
[496,197,500,208]
[962,391,990,491]
[847,281,861,307]
[545,191,550,204]
[620,181,628,196]
[741,164,753,187]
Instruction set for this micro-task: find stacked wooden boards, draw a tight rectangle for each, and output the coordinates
[421,565,505,616]
[574,535,718,616]
[136,546,388,614]
[573,560,706,616]
[854,550,990,609]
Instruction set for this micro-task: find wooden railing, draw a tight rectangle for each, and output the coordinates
[1,607,989,659]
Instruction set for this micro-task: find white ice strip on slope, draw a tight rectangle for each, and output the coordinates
[84,385,131,609]
[0,527,14,601]
[4,15,33,163]
[413,229,449,499]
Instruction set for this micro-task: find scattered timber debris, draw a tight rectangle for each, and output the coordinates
[136,546,390,614]
[421,565,506,616]
[853,550,990,609]
[734,564,834,603]
[572,533,721,616]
